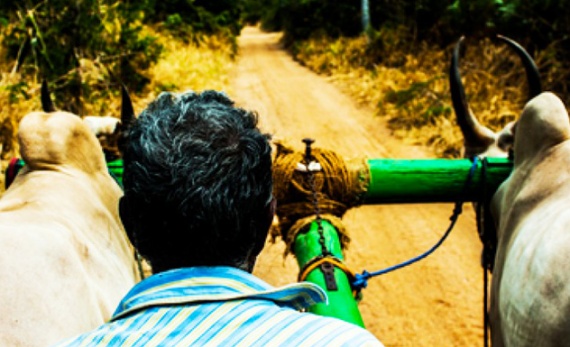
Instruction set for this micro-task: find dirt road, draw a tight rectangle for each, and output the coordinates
[231,27,485,347]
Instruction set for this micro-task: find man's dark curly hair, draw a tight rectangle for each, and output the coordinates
[119,90,273,272]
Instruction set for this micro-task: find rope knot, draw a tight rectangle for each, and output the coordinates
[271,141,369,255]
[352,271,370,290]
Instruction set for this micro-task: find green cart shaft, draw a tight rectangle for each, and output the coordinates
[293,220,365,327]
[289,157,512,327]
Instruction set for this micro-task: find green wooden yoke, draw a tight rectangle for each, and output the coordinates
[106,157,513,204]
[364,157,512,203]
[107,159,124,187]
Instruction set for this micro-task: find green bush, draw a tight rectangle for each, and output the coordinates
[0,0,248,113]
[245,0,570,57]
[145,0,244,38]
[0,0,162,114]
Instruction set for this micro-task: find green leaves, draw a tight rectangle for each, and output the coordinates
[0,0,163,114]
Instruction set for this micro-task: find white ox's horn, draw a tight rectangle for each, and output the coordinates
[450,35,542,153]
[120,84,135,130]
[118,84,136,156]
[41,80,56,113]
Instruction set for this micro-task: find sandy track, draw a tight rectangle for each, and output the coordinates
[231,27,485,347]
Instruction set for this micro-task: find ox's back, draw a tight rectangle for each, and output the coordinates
[490,93,570,347]
[0,112,139,346]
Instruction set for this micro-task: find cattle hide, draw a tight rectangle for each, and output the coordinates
[0,111,140,346]
[490,92,570,347]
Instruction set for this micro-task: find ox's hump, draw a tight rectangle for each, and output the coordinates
[515,92,570,163]
[18,111,107,173]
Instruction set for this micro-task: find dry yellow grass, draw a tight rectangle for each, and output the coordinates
[0,28,235,150]
[0,76,39,159]
[80,28,236,125]
[0,72,41,190]
[0,27,234,191]
[294,35,539,157]
[2,27,556,163]
[137,28,235,107]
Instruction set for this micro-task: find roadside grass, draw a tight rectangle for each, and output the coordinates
[291,33,559,157]
[2,27,563,161]
[0,27,234,190]
[81,28,236,124]
[0,27,234,159]
[138,27,235,108]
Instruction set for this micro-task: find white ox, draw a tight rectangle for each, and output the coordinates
[490,91,570,347]
[0,110,140,346]
[451,37,570,346]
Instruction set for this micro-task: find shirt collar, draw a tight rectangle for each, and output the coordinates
[112,266,328,321]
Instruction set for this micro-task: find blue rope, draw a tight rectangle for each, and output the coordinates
[352,156,480,290]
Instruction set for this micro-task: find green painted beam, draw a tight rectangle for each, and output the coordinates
[107,159,124,188]
[363,158,512,204]
[294,220,365,327]
[105,158,513,203]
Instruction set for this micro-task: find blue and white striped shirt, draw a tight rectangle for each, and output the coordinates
[52,267,382,346]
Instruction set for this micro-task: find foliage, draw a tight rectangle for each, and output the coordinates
[143,30,235,100]
[244,0,570,156]
[146,0,243,35]
[0,1,238,160]
[144,0,244,52]
[241,0,272,26]
[241,0,362,41]
[244,0,570,57]
[293,34,540,157]
[383,76,452,130]
[0,0,247,114]
[0,0,162,114]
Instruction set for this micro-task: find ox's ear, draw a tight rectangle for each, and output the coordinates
[121,84,135,130]
[41,80,56,113]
